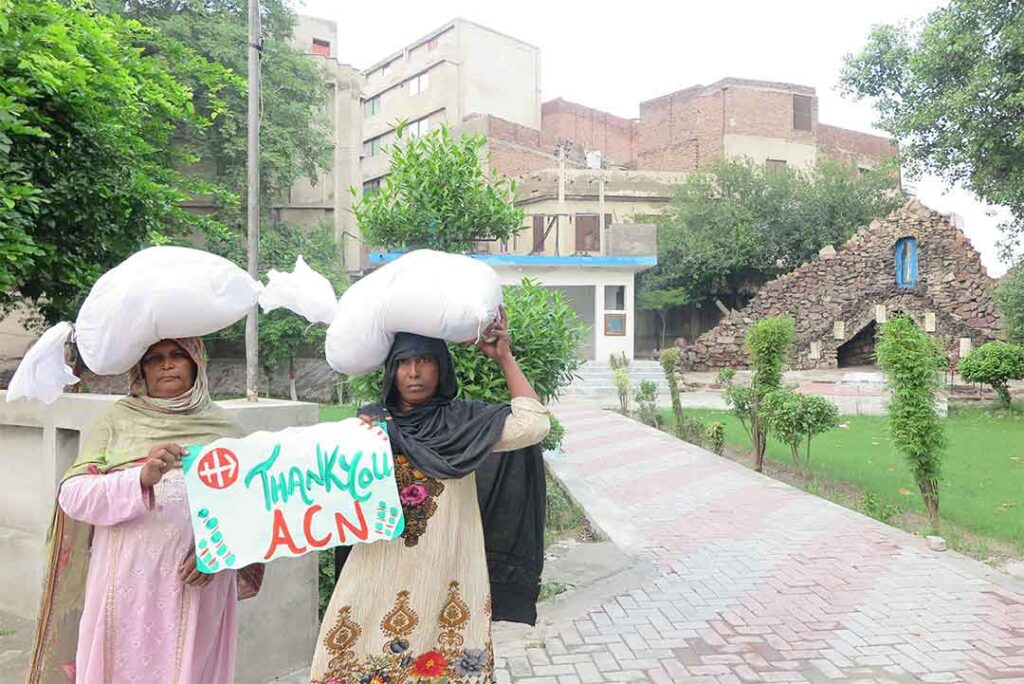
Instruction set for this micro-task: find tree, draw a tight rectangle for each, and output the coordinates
[746,317,795,472]
[640,157,903,308]
[995,263,1024,344]
[637,287,688,350]
[761,389,840,475]
[102,0,333,213]
[876,315,947,532]
[213,221,346,399]
[0,0,236,324]
[841,0,1024,256]
[659,347,684,428]
[352,124,524,253]
[959,341,1024,410]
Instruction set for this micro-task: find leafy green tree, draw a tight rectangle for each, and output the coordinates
[745,317,795,472]
[0,0,235,323]
[659,347,684,428]
[641,158,903,308]
[213,221,346,399]
[761,389,840,475]
[103,0,332,213]
[637,287,688,350]
[352,125,524,252]
[995,263,1024,344]
[959,341,1024,410]
[876,315,948,531]
[841,0,1024,255]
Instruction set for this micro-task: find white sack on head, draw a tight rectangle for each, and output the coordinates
[5,322,78,404]
[75,246,262,375]
[259,255,338,325]
[324,249,503,376]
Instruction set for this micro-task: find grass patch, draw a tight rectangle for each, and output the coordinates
[539,581,574,602]
[660,405,1024,556]
[545,470,600,548]
[0,627,14,637]
[319,404,358,422]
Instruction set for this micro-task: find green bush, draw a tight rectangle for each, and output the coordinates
[958,341,1024,409]
[660,348,684,426]
[744,317,795,471]
[609,352,630,371]
[542,415,566,452]
[877,315,947,532]
[635,380,659,427]
[761,389,840,475]
[613,368,631,414]
[705,421,725,455]
[349,277,586,406]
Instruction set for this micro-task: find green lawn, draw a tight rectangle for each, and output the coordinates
[661,406,1024,554]
[319,404,358,422]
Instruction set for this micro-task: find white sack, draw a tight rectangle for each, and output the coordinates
[259,255,338,325]
[5,322,78,403]
[325,250,502,375]
[75,246,262,375]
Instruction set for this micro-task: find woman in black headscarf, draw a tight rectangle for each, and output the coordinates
[311,308,550,684]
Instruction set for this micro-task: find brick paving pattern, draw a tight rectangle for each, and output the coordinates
[491,401,1024,684]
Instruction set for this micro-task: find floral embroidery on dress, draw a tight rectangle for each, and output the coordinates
[316,584,494,684]
[394,455,445,547]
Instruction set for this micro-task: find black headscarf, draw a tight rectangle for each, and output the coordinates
[359,332,546,625]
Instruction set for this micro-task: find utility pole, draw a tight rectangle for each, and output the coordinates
[245,0,262,402]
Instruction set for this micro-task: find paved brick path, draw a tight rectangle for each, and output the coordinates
[492,401,1024,684]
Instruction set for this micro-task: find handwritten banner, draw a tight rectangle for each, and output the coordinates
[183,418,404,573]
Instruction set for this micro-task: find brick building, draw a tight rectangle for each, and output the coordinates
[680,200,1001,371]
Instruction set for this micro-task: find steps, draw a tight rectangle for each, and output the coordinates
[562,360,669,398]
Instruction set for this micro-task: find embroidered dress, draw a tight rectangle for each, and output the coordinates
[311,397,549,684]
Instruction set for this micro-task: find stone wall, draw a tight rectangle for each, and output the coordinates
[680,200,1002,371]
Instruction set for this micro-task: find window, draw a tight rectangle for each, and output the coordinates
[311,39,331,57]
[362,177,382,195]
[362,137,382,158]
[766,159,787,174]
[532,215,546,252]
[408,71,430,96]
[895,236,918,288]
[406,117,430,139]
[363,95,381,118]
[381,62,391,78]
[793,94,812,131]
[605,285,625,311]
[575,214,600,252]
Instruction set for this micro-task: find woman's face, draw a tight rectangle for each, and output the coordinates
[394,354,440,409]
[141,340,196,398]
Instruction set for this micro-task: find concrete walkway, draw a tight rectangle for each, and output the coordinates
[494,400,1024,684]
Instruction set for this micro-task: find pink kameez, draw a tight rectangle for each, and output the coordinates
[58,466,238,684]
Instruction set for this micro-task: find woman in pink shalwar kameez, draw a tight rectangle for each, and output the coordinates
[27,338,263,684]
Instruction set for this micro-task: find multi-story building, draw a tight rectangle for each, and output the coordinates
[288,16,898,361]
[358,19,541,194]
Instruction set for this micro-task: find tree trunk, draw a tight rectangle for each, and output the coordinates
[289,356,298,402]
[790,444,802,475]
[659,310,667,350]
[752,418,766,472]
[918,477,941,532]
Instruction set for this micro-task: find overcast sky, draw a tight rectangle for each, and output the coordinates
[298,0,1012,276]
